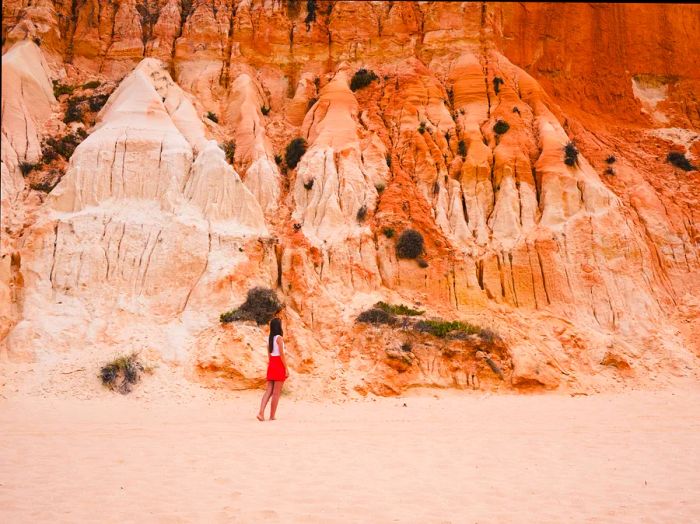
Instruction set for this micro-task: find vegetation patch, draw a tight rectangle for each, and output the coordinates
[458,139,467,158]
[564,141,579,166]
[414,319,481,339]
[285,137,308,169]
[385,154,391,168]
[417,257,429,268]
[356,205,368,222]
[274,154,283,165]
[667,151,695,171]
[82,80,101,90]
[606,155,616,164]
[396,229,424,259]
[222,140,236,164]
[303,179,314,190]
[19,161,38,177]
[357,307,396,325]
[42,132,85,162]
[261,105,271,116]
[493,119,510,135]
[220,287,282,325]
[374,302,424,317]
[100,352,150,394]
[64,97,85,123]
[375,182,385,193]
[350,68,378,91]
[493,76,504,94]
[52,80,74,98]
[206,111,219,123]
[418,121,427,134]
[382,227,395,238]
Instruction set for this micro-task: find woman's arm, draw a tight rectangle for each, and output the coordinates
[278,336,290,377]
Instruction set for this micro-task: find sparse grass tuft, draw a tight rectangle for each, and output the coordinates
[100,352,149,394]
[414,319,481,339]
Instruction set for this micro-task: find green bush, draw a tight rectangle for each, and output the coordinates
[42,132,85,161]
[512,106,520,115]
[305,0,317,26]
[52,80,74,97]
[357,205,368,222]
[418,121,427,134]
[564,141,579,167]
[493,77,504,94]
[382,227,395,238]
[458,139,467,158]
[374,302,424,316]
[400,341,413,352]
[417,257,429,268]
[357,308,395,325]
[493,119,510,135]
[414,319,480,339]
[82,80,101,89]
[285,137,308,169]
[606,155,616,164]
[64,97,85,124]
[206,111,219,123]
[303,179,314,190]
[222,140,236,164]
[385,154,391,168]
[19,161,38,177]
[396,229,424,259]
[375,183,385,193]
[220,287,282,325]
[261,105,271,116]
[88,94,109,112]
[667,151,695,171]
[274,154,283,165]
[100,352,148,394]
[604,167,615,176]
[350,68,378,92]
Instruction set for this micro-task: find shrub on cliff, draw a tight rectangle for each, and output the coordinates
[357,307,396,325]
[414,319,480,339]
[19,161,38,177]
[374,302,424,317]
[52,80,74,98]
[100,352,150,394]
[356,205,368,222]
[82,80,101,90]
[222,140,236,164]
[458,139,467,158]
[493,119,510,135]
[285,137,308,169]
[396,229,424,259]
[382,227,395,238]
[667,151,695,171]
[220,287,282,325]
[350,68,378,91]
[64,97,85,124]
[493,76,504,94]
[206,111,219,123]
[564,141,579,166]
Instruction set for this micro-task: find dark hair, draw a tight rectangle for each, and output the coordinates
[268,317,283,353]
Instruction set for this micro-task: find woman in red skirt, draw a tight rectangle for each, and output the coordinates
[257,317,289,421]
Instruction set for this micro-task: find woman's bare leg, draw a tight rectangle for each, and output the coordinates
[269,381,284,420]
[258,381,274,420]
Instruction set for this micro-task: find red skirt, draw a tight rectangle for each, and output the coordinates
[266,355,286,381]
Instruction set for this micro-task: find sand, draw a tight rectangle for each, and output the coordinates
[1,389,699,523]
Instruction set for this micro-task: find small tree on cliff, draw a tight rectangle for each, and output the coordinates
[285,137,308,169]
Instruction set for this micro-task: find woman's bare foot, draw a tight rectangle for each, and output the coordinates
[256,414,264,421]
[269,417,276,421]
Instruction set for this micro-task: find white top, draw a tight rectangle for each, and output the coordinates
[271,335,284,356]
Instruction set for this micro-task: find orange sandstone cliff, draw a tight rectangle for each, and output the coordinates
[1,1,699,397]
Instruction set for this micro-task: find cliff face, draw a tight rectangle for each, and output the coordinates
[2,1,699,397]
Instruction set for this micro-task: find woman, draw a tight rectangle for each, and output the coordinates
[257,317,289,421]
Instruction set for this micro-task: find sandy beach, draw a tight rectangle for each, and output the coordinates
[1,389,699,523]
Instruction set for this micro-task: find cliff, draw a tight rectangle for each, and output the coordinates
[1,1,699,397]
